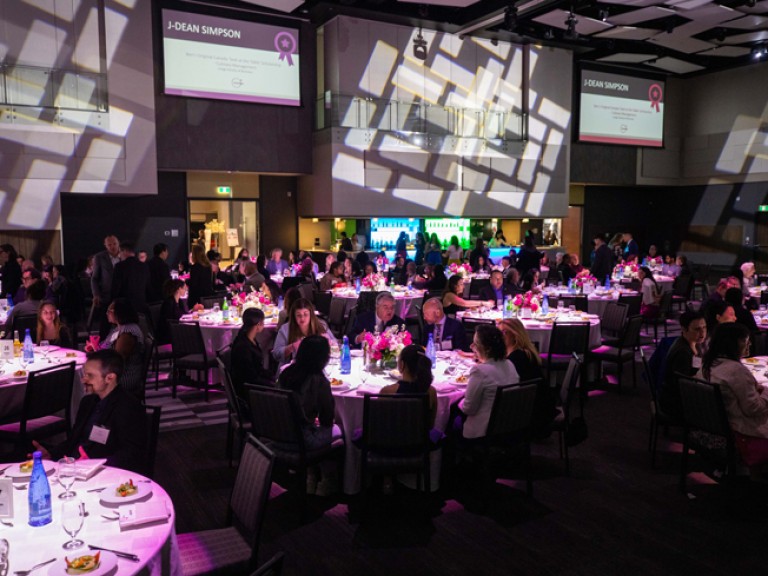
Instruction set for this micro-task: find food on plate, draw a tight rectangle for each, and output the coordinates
[329,378,344,387]
[19,460,33,473]
[745,357,760,364]
[66,352,78,357]
[13,370,26,377]
[116,479,138,497]
[65,552,100,574]
[455,374,468,383]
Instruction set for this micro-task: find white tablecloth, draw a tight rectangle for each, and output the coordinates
[0,347,87,423]
[541,288,640,318]
[0,463,180,576]
[457,310,602,352]
[330,288,425,318]
[327,354,464,494]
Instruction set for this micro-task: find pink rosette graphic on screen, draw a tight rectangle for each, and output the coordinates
[648,83,662,113]
[275,31,297,66]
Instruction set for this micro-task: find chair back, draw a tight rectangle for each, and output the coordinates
[169,320,208,359]
[657,290,674,316]
[231,434,275,565]
[137,312,153,340]
[23,362,76,432]
[356,291,380,315]
[361,393,430,454]
[601,302,628,334]
[217,353,248,425]
[12,315,38,343]
[557,295,589,312]
[248,386,304,446]
[148,301,163,335]
[678,376,731,437]
[618,294,642,317]
[281,277,307,292]
[343,306,358,339]
[673,274,694,299]
[297,282,315,303]
[143,405,161,479]
[136,333,154,403]
[200,294,226,309]
[327,297,348,337]
[485,381,538,439]
[640,348,660,407]
[559,355,582,408]
[618,315,643,350]
[405,304,424,346]
[549,322,590,356]
[314,291,332,317]
[469,279,490,300]
[424,290,444,304]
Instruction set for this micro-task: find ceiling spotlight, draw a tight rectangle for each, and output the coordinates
[504,5,518,31]
[418,3,429,18]
[490,37,499,46]
[715,28,725,42]
[564,12,578,40]
[413,27,427,61]
[599,7,609,21]
[747,0,757,7]
[665,18,675,34]
[544,28,554,40]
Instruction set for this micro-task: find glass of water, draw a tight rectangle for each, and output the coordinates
[57,457,78,499]
[61,500,85,550]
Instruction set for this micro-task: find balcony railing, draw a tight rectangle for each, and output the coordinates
[0,64,108,112]
[316,93,525,141]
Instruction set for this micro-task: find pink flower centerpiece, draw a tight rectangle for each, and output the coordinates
[448,263,472,277]
[512,291,540,318]
[361,273,384,291]
[363,325,412,367]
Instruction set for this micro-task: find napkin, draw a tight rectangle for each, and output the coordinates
[119,500,170,529]
[75,458,107,480]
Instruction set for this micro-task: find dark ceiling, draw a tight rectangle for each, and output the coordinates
[220,0,768,76]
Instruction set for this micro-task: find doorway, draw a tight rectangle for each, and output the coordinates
[188,199,259,263]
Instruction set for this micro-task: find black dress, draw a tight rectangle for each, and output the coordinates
[230,333,274,402]
[187,263,214,306]
[158,298,187,344]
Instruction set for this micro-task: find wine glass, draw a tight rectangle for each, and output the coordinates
[38,340,51,363]
[57,457,77,499]
[61,500,85,550]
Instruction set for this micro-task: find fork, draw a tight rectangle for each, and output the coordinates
[13,557,56,576]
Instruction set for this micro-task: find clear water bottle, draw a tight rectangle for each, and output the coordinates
[340,336,351,374]
[568,278,574,294]
[426,333,436,364]
[503,295,512,319]
[221,297,230,321]
[28,451,52,527]
[22,329,34,363]
[542,294,549,315]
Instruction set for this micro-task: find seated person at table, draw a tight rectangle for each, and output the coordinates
[207,250,233,289]
[93,298,145,401]
[273,298,336,366]
[381,344,438,429]
[556,254,576,285]
[266,247,289,275]
[348,292,405,348]
[724,287,758,333]
[363,261,378,277]
[230,308,274,400]
[320,261,345,291]
[422,297,468,352]
[704,300,736,335]
[254,254,270,280]
[474,255,492,275]
[158,279,194,344]
[241,260,266,292]
[698,323,768,470]
[36,301,74,349]
[570,254,584,276]
[662,254,680,277]
[479,270,513,306]
[32,349,148,473]
[442,275,493,316]
[277,336,341,494]
[424,264,447,291]
[277,287,302,329]
[3,278,46,333]
[387,256,406,285]
[741,261,757,293]
[520,269,542,294]
[456,325,519,439]
[498,318,553,436]
[639,266,661,320]
[660,311,707,421]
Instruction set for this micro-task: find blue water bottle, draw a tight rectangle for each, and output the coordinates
[604,275,611,289]
[340,336,351,374]
[355,277,361,293]
[28,451,52,526]
[568,278,574,294]
[542,294,549,315]
[23,329,34,363]
[6,295,12,309]
[426,333,436,364]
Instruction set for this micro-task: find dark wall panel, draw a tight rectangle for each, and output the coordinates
[571,143,637,186]
[154,4,315,174]
[259,176,298,254]
[60,172,188,267]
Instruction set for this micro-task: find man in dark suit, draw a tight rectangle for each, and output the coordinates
[348,291,404,348]
[111,241,150,312]
[479,270,513,306]
[33,349,148,473]
[623,232,640,260]
[147,242,171,303]
[422,297,468,352]
[590,234,614,283]
[91,235,121,338]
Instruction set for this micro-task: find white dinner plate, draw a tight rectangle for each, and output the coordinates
[99,482,152,505]
[5,459,55,479]
[48,551,117,576]
[330,382,351,392]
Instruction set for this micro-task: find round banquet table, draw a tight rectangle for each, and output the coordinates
[0,462,181,575]
[456,309,602,352]
[327,353,465,495]
[0,346,87,424]
[330,287,425,318]
[541,287,640,318]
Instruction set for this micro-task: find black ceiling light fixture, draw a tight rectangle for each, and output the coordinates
[413,27,428,61]
[504,4,518,31]
[747,0,757,8]
[564,9,578,40]
[544,27,554,40]
[599,7,609,22]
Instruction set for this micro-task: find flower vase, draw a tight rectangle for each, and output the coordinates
[380,356,397,371]
[520,307,532,319]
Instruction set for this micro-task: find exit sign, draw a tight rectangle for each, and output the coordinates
[216,186,232,194]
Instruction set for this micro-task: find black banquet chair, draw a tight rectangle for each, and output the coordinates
[169,320,217,400]
[178,434,275,575]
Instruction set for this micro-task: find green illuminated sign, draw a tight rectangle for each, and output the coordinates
[216,186,232,194]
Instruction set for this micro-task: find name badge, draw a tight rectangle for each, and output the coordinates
[440,339,453,351]
[0,479,13,518]
[89,425,110,445]
[692,357,702,369]
[0,341,12,361]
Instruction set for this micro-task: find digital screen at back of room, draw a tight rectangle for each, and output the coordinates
[578,69,665,148]
[162,9,301,106]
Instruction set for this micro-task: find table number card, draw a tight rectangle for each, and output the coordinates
[0,341,12,361]
[0,478,13,518]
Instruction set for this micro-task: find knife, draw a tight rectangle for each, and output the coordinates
[88,545,140,562]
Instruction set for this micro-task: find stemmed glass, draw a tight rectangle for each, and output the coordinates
[38,340,51,364]
[57,457,78,499]
[61,500,85,550]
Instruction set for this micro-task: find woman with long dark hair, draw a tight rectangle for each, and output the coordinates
[639,266,660,320]
[187,244,214,306]
[442,275,493,316]
[230,308,273,400]
[381,344,438,427]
